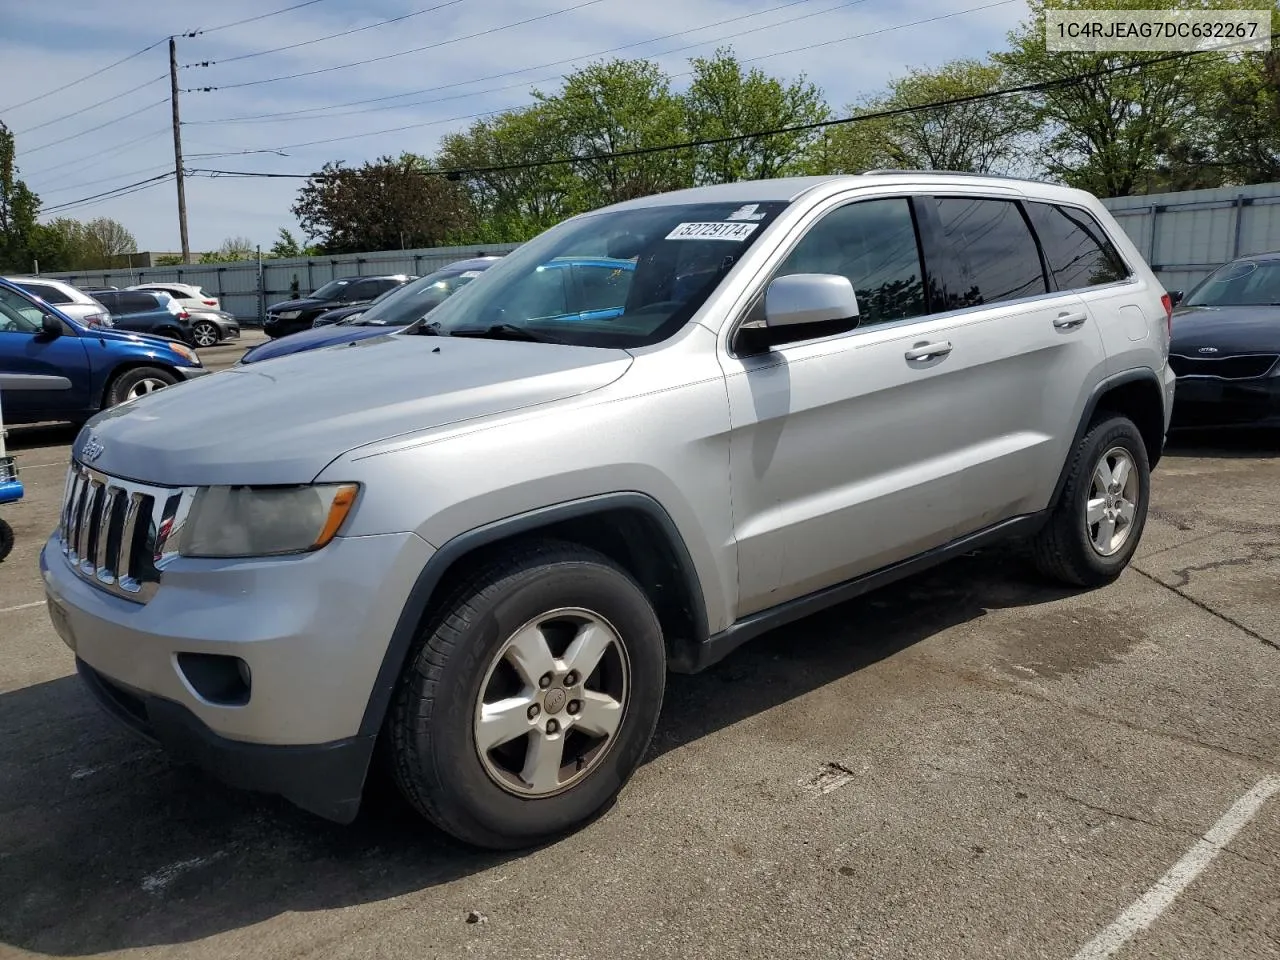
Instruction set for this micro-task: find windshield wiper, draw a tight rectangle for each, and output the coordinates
[408,320,444,336]
[448,323,561,344]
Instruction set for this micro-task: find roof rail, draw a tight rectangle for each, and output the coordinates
[860,168,1043,183]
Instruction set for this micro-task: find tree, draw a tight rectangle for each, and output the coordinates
[683,49,830,184]
[436,104,579,242]
[822,59,1033,176]
[0,121,40,272]
[532,59,693,210]
[27,218,88,272]
[79,217,137,268]
[200,235,255,263]
[266,228,321,259]
[993,0,1230,196]
[154,254,185,266]
[292,153,473,253]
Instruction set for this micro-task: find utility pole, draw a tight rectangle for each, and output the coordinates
[169,36,191,265]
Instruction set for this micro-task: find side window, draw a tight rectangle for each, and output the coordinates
[574,264,633,314]
[17,282,72,304]
[120,292,157,313]
[934,197,1048,307]
[1023,201,1130,290]
[94,292,119,312]
[0,287,43,332]
[773,197,928,327]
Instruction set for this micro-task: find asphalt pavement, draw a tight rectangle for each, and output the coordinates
[1,334,1277,960]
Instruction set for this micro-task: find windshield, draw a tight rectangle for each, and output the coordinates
[310,279,352,300]
[414,201,791,347]
[1184,259,1280,306]
[355,264,494,326]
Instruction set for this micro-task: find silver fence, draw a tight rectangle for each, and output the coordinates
[36,180,1280,320]
[40,242,524,324]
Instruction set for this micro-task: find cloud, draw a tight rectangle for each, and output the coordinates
[3,0,1030,251]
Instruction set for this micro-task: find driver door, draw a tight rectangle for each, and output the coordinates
[0,288,92,421]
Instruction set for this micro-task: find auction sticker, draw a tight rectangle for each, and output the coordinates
[665,222,759,241]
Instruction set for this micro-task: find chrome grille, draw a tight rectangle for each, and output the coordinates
[57,461,196,603]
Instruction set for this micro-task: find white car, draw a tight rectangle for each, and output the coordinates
[4,276,112,328]
[128,281,221,313]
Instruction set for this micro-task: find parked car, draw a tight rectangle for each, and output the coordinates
[129,281,222,313]
[42,173,1174,850]
[91,289,195,345]
[184,308,241,348]
[0,278,206,426]
[4,276,112,329]
[241,257,506,364]
[310,283,414,328]
[1168,252,1280,429]
[263,275,415,338]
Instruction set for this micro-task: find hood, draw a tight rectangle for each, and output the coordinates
[1170,304,1280,355]
[239,325,386,363]
[267,297,329,313]
[80,324,200,361]
[78,334,633,486]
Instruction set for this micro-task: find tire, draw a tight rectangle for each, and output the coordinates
[192,320,220,347]
[387,540,666,850]
[0,518,13,563]
[1031,414,1150,587]
[105,366,180,407]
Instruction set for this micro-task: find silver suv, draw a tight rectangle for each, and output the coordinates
[41,173,1175,849]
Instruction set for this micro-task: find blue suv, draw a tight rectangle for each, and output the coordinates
[0,279,208,426]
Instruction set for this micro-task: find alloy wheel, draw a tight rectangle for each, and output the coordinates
[1086,445,1139,557]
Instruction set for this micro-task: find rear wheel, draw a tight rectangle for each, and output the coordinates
[192,320,220,347]
[1031,414,1150,587]
[387,541,666,850]
[105,366,180,407]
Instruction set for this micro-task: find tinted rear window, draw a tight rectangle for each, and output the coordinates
[1023,201,1129,290]
[16,282,72,304]
[934,197,1048,307]
[120,292,158,312]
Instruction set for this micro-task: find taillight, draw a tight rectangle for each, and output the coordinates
[1160,293,1173,336]
[178,310,190,320]
[203,299,217,305]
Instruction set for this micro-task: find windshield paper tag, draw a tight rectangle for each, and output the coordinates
[726,204,767,221]
[666,222,759,242]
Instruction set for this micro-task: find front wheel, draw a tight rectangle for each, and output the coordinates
[386,541,666,849]
[1031,414,1151,587]
[105,366,180,407]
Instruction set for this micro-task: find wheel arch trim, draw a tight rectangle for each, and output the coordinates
[356,491,708,738]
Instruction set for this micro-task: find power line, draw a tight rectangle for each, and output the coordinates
[1,37,169,113]
[185,37,1275,183]
[184,0,469,67]
[39,164,176,197]
[27,128,172,186]
[42,173,175,214]
[14,74,169,136]
[183,0,1004,155]
[189,0,611,91]
[21,99,170,156]
[186,0,858,126]
[184,0,334,37]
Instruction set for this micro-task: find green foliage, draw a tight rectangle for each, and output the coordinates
[198,236,255,263]
[0,122,40,272]
[154,254,185,266]
[266,227,320,258]
[683,48,829,184]
[292,153,473,253]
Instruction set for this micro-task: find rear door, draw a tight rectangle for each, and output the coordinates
[921,193,1111,516]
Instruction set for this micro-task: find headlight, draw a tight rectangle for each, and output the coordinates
[168,342,201,365]
[277,310,302,319]
[179,483,359,558]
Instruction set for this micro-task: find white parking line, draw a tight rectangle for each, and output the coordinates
[1071,775,1280,960]
[0,600,45,615]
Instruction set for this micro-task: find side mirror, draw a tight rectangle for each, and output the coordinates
[765,273,860,328]
[1169,290,1184,306]
[41,313,63,337]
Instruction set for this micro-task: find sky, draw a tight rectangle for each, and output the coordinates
[1,0,1032,252]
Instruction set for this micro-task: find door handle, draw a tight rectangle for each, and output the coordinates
[904,341,952,362]
[1054,311,1088,330]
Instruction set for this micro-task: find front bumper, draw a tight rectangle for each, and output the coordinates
[177,366,211,381]
[41,529,434,821]
[1169,375,1280,428]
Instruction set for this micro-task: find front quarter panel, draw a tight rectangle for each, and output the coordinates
[315,324,738,633]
